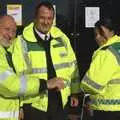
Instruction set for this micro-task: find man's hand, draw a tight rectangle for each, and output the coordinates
[47,77,65,91]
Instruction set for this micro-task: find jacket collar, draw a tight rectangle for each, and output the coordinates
[99,35,120,50]
[23,22,64,43]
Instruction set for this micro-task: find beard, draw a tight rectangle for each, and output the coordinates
[38,24,52,34]
[0,38,12,48]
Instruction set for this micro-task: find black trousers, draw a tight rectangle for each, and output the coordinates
[23,104,67,120]
[23,89,68,120]
[91,110,120,120]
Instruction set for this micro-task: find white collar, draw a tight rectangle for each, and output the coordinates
[35,28,50,40]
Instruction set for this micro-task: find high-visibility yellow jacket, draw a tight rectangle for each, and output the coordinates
[81,35,120,111]
[0,44,41,120]
[13,22,80,112]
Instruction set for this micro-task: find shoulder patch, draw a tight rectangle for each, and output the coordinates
[53,37,66,48]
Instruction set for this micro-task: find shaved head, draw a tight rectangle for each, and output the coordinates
[0,15,17,47]
[0,15,16,28]
[0,15,15,24]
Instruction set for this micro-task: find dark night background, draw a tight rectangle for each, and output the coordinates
[1,0,120,119]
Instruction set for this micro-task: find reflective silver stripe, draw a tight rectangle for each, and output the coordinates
[92,99,120,105]
[54,62,71,70]
[108,79,120,84]
[83,75,104,90]
[54,60,76,70]
[20,36,32,73]
[21,61,76,74]
[19,75,27,95]
[0,69,13,81]
[21,68,47,74]
[32,68,47,73]
[0,111,19,118]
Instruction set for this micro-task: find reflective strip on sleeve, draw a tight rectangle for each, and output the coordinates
[82,75,104,90]
[54,60,76,70]
[92,99,120,105]
[0,111,19,118]
[0,69,13,81]
[108,79,120,84]
[18,75,27,95]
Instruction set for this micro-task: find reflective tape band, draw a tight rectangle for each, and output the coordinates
[0,111,19,118]
[54,60,76,70]
[21,60,77,74]
[0,69,13,81]
[108,79,120,84]
[20,36,32,73]
[19,75,27,96]
[92,99,120,105]
[32,68,47,73]
[82,75,104,90]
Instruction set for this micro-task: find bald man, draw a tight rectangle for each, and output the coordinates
[0,15,17,48]
[0,15,65,120]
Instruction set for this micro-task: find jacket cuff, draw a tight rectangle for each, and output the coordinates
[39,79,47,92]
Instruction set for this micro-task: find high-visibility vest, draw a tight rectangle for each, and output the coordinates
[81,35,120,111]
[12,22,80,112]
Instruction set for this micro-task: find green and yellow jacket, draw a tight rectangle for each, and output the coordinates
[12,22,80,112]
[81,35,120,111]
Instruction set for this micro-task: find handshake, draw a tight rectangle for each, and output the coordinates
[47,77,66,91]
[47,77,79,107]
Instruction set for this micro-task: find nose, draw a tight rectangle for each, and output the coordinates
[44,19,49,25]
[96,34,101,40]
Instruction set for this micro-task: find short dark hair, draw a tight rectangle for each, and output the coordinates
[95,18,115,31]
[35,1,54,18]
